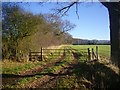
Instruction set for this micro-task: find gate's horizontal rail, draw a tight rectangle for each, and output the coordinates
[29,46,99,62]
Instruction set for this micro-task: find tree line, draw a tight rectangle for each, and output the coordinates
[2,3,75,61]
[73,38,110,45]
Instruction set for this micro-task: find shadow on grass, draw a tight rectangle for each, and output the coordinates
[2,61,120,89]
[2,72,72,78]
[2,74,36,78]
[70,61,120,89]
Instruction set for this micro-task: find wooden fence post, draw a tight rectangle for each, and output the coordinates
[92,48,94,60]
[29,49,31,61]
[88,48,91,60]
[63,49,66,56]
[96,46,98,60]
[41,47,42,61]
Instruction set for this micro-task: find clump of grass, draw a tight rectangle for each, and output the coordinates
[56,75,88,89]
[16,76,42,88]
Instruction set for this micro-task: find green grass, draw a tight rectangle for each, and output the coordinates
[2,60,45,74]
[68,45,110,58]
[2,45,111,88]
[2,46,65,75]
[2,46,72,88]
[2,45,118,89]
[12,49,73,88]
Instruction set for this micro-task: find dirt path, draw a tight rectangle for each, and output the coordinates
[2,54,65,87]
[39,61,78,88]
[20,55,65,76]
[3,48,119,89]
[25,54,78,88]
[2,49,94,89]
[24,51,120,89]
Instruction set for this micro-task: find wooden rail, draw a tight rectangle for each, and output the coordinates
[29,46,99,62]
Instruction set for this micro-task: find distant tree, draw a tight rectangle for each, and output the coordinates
[92,40,98,45]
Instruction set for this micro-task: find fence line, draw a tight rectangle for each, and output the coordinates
[29,46,99,62]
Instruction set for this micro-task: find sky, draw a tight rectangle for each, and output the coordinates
[21,2,110,40]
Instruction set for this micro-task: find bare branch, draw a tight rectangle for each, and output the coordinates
[75,3,79,19]
[56,0,80,16]
[58,2,76,12]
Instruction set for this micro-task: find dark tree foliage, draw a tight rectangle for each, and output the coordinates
[2,2,75,61]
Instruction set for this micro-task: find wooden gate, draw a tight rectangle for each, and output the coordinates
[29,46,99,62]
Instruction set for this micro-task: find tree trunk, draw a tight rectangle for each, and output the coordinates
[108,3,120,68]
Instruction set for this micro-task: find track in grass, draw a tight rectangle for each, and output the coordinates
[2,49,66,88]
[2,45,119,89]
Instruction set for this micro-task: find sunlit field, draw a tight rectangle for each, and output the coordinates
[68,45,110,58]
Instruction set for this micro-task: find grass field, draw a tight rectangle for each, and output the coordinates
[2,47,74,88]
[68,45,110,58]
[2,45,117,89]
[2,45,111,75]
